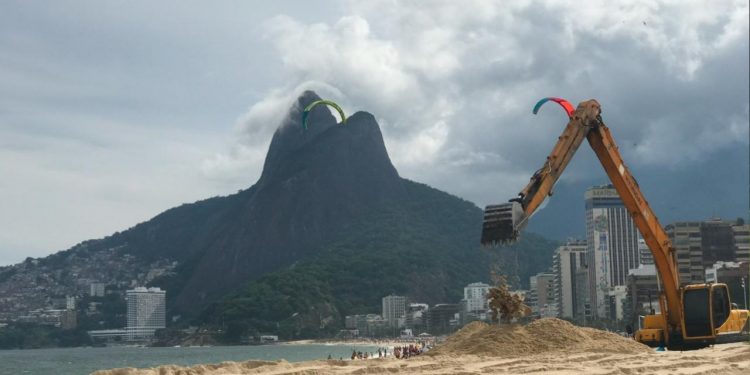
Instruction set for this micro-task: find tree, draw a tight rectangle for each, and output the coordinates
[488,270,531,324]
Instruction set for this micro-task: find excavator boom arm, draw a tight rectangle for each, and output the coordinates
[480,103,593,245]
[586,110,681,329]
[518,110,591,217]
[481,99,682,329]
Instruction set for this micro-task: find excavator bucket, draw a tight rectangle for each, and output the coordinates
[481,202,525,246]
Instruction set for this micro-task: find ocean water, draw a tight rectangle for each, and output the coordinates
[0,344,381,375]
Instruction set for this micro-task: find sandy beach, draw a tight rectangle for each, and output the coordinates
[92,319,750,375]
[91,342,750,374]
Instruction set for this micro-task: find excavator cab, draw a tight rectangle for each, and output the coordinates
[681,284,731,343]
[711,284,731,329]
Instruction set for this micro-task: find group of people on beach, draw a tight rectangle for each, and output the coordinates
[346,341,431,360]
[393,344,423,359]
[350,347,390,360]
[347,343,427,360]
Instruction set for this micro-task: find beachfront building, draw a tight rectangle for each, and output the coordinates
[666,218,750,286]
[638,239,653,266]
[382,294,406,328]
[426,303,460,335]
[529,272,556,318]
[17,308,76,329]
[624,265,660,320]
[585,185,641,319]
[574,267,591,323]
[405,303,429,330]
[705,261,749,309]
[552,240,587,319]
[90,282,106,297]
[464,282,490,312]
[126,287,166,341]
[605,285,627,321]
[461,282,490,323]
[344,314,388,337]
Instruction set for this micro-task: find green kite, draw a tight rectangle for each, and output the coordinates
[301,99,347,130]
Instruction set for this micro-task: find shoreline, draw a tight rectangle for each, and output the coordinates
[282,338,429,348]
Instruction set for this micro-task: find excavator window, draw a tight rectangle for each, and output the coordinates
[711,285,730,329]
[683,288,712,337]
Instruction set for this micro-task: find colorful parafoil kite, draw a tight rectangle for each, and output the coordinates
[532,97,575,118]
[301,99,347,130]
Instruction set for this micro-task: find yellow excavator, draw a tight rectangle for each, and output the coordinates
[481,99,749,349]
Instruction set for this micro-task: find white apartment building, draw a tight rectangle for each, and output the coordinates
[463,282,490,312]
[126,287,166,340]
[382,295,406,328]
[90,282,106,297]
[553,240,587,319]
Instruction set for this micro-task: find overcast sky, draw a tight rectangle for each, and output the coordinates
[1,0,748,266]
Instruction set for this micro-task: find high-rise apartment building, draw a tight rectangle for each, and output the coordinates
[426,304,460,335]
[705,261,749,309]
[585,185,641,318]
[553,240,587,319]
[666,218,750,285]
[529,272,556,317]
[732,223,750,262]
[89,282,106,297]
[463,282,490,312]
[461,282,490,323]
[126,287,166,340]
[382,295,406,328]
[405,303,429,329]
[574,267,590,322]
[638,239,653,266]
[65,296,76,310]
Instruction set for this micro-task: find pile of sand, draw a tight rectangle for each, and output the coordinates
[428,318,651,357]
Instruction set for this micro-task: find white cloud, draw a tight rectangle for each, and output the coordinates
[0,113,221,263]
[200,81,348,183]
[0,1,345,265]
[212,0,747,207]
[1,0,747,264]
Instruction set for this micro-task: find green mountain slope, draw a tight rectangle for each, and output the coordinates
[205,180,558,339]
